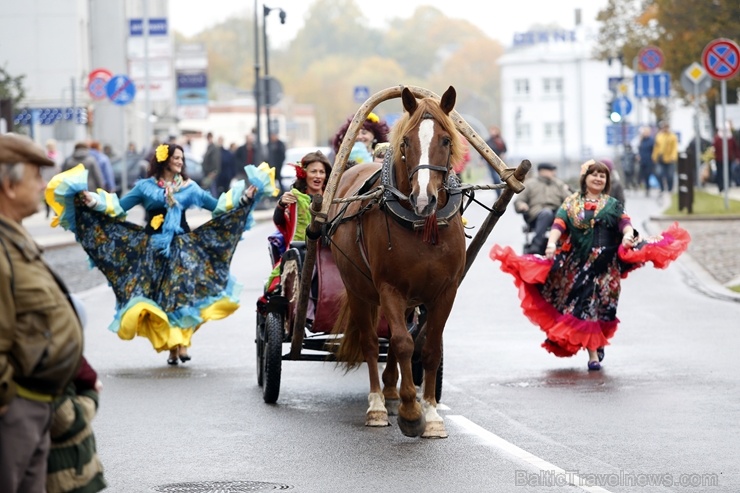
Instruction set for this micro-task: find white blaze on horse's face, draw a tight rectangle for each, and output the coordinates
[412,119,436,215]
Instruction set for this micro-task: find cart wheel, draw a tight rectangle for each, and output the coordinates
[256,311,265,387]
[412,353,443,403]
[262,311,283,403]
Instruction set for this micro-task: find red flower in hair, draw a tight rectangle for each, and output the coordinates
[291,163,307,179]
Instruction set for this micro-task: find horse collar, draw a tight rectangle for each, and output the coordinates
[380,148,463,231]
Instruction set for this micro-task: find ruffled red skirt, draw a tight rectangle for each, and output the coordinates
[490,222,690,358]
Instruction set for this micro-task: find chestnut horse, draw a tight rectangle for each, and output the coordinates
[328,86,466,438]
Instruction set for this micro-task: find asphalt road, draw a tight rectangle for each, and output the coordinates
[47,189,738,493]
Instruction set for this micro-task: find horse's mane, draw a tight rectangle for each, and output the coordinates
[389,96,465,167]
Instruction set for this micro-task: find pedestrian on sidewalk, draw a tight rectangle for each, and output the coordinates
[0,133,84,493]
[652,121,679,194]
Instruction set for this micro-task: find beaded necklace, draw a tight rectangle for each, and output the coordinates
[157,173,183,208]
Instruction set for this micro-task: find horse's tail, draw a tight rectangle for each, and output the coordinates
[330,290,378,370]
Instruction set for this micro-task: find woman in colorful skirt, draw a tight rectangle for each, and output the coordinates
[490,159,690,371]
[48,143,276,365]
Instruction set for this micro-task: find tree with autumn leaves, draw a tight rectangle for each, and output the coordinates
[594,0,740,132]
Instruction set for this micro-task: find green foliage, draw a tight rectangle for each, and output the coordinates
[595,0,740,130]
[0,65,26,105]
[663,189,740,215]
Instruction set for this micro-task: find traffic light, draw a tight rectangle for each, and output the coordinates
[607,98,622,123]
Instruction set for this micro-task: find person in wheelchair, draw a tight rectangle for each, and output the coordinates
[263,151,332,320]
[514,162,571,255]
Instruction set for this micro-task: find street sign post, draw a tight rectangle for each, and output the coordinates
[702,38,740,81]
[702,38,740,210]
[633,72,671,98]
[681,62,712,187]
[106,75,136,106]
[638,46,665,71]
[611,96,632,117]
[87,68,113,101]
[353,86,370,103]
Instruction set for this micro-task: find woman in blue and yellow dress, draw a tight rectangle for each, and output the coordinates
[48,143,276,365]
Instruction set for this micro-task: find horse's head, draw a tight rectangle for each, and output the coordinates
[391,86,464,217]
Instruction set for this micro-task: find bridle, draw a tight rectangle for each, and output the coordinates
[399,112,452,186]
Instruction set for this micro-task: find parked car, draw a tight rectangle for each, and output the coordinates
[280,146,332,192]
[111,152,148,194]
[112,150,205,195]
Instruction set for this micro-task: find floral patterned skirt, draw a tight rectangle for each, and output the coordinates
[75,204,249,351]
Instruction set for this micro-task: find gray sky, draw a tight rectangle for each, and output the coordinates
[169,0,608,48]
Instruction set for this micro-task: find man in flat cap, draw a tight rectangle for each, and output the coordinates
[514,162,571,255]
[0,133,84,493]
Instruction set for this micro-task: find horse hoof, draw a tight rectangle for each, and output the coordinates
[366,410,390,427]
[421,420,448,439]
[385,398,400,416]
[397,414,426,437]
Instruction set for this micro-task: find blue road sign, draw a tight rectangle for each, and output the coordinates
[638,46,664,71]
[608,77,623,93]
[633,72,671,98]
[106,75,136,106]
[606,124,638,146]
[353,86,370,103]
[612,96,632,117]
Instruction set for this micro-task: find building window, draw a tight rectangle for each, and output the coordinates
[543,77,563,95]
[515,122,531,140]
[544,122,563,139]
[514,79,530,96]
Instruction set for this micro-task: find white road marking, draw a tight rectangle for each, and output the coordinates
[447,415,614,493]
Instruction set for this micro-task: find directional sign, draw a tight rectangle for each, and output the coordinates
[105,75,136,106]
[611,96,632,117]
[607,76,623,93]
[606,124,638,146]
[634,72,671,98]
[702,38,740,81]
[638,46,665,71]
[353,85,370,103]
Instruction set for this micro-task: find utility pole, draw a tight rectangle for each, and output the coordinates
[253,0,262,164]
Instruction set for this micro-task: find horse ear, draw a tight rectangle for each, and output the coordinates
[440,86,456,115]
[401,87,418,115]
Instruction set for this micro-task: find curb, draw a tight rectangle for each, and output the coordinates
[643,218,740,304]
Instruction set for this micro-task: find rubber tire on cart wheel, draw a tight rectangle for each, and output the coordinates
[262,311,283,404]
[411,353,443,403]
[256,311,265,387]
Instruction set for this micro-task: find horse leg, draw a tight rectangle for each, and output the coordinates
[379,288,424,437]
[382,344,400,416]
[347,293,387,427]
[419,292,456,439]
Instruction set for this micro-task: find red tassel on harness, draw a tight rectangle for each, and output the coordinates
[423,212,439,245]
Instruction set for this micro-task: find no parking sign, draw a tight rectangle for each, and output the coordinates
[702,38,740,81]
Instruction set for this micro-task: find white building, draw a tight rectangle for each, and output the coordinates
[499,26,711,180]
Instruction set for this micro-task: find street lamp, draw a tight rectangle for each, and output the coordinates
[253,0,262,164]
[262,4,285,138]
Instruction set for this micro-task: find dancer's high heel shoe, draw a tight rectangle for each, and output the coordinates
[179,347,191,363]
[167,348,179,365]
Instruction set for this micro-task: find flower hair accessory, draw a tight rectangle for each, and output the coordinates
[155,144,169,163]
[367,112,380,123]
[580,159,596,176]
[291,163,307,180]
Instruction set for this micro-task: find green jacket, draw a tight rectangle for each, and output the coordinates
[0,215,83,406]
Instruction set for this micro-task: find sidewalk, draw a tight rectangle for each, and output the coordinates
[647,183,740,302]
